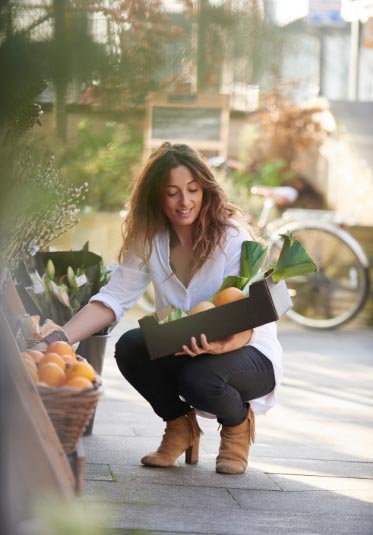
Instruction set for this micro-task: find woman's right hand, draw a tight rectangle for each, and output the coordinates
[175,329,253,357]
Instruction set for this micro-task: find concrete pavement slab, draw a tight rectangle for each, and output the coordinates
[229,487,373,515]
[267,473,373,492]
[250,456,373,478]
[81,479,241,509]
[107,462,281,491]
[84,462,115,481]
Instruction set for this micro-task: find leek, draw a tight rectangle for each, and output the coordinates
[270,231,318,282]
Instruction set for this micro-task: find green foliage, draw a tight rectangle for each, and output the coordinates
[58,119,143,211]
[234,159,295,190]
[253,160,295,187]
[0,2,89,272]
[219,235,317,298]
[0,28,46,142]
[240,241,267,280]
[270,231,318,283]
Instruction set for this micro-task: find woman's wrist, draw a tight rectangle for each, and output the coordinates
[227,329,253,352]
[42,328,71,347]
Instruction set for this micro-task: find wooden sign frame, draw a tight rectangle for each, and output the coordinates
[0,272,75,513]
[144,92,230,158]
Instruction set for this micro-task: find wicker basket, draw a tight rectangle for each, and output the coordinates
[38,379,103,455]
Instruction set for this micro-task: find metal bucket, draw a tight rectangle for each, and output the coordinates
[77,334,110,435]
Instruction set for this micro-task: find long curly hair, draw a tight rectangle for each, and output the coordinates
[119,143,245,274]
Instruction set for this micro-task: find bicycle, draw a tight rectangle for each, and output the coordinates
[250,185,370,329]
[137,158,371,329]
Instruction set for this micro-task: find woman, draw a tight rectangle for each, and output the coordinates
[44,142,283,475]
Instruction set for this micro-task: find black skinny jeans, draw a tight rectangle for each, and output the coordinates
[115,328,275,426]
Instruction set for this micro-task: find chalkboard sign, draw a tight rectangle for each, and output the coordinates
[145,93,230,158]
[152,107,222,141]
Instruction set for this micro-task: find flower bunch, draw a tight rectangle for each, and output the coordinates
[24,247,113,327]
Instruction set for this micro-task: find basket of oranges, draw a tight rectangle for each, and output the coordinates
[22,341,103,455]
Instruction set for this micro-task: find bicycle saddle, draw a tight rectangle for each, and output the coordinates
[250,186,298,206]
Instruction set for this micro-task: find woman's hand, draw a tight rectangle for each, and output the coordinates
[175,329,253,357]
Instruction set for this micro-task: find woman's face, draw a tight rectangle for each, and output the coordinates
[163,165,203,231]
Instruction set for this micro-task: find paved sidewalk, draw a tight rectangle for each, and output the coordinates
[80,309,373,535]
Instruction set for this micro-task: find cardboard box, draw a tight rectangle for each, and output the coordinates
[139,276,292,360]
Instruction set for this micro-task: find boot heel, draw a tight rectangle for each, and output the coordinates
[185,436,199,464]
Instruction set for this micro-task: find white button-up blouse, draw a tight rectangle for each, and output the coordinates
[90,223,283,415]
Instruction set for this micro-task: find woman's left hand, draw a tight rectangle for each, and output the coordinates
[175,329,253,357]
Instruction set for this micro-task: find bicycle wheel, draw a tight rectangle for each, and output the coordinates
[270,221,370,329]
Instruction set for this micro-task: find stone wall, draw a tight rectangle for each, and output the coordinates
[325,136,373,226]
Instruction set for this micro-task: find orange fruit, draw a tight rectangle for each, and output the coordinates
[65,376,93,390]
[214,287,245,307]
[24,349,44,364]
[39,352,66,371]
[61,354,76,366]
[23,354,38,371]
[46,340,74,357]
[65,361,96,383]
[189,301,216,315]
[25,360,39,383]
[38,362,65,387]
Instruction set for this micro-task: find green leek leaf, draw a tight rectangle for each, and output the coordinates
[271,232,318,283]
[240,241,267,279]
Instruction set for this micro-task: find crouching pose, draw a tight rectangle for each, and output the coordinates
[48,143,283,474]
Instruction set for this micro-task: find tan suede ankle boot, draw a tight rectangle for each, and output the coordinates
[141,410,202,467]
[215,407,255,475]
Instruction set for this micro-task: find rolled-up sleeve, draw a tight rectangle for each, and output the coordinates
[89,253,151,322]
